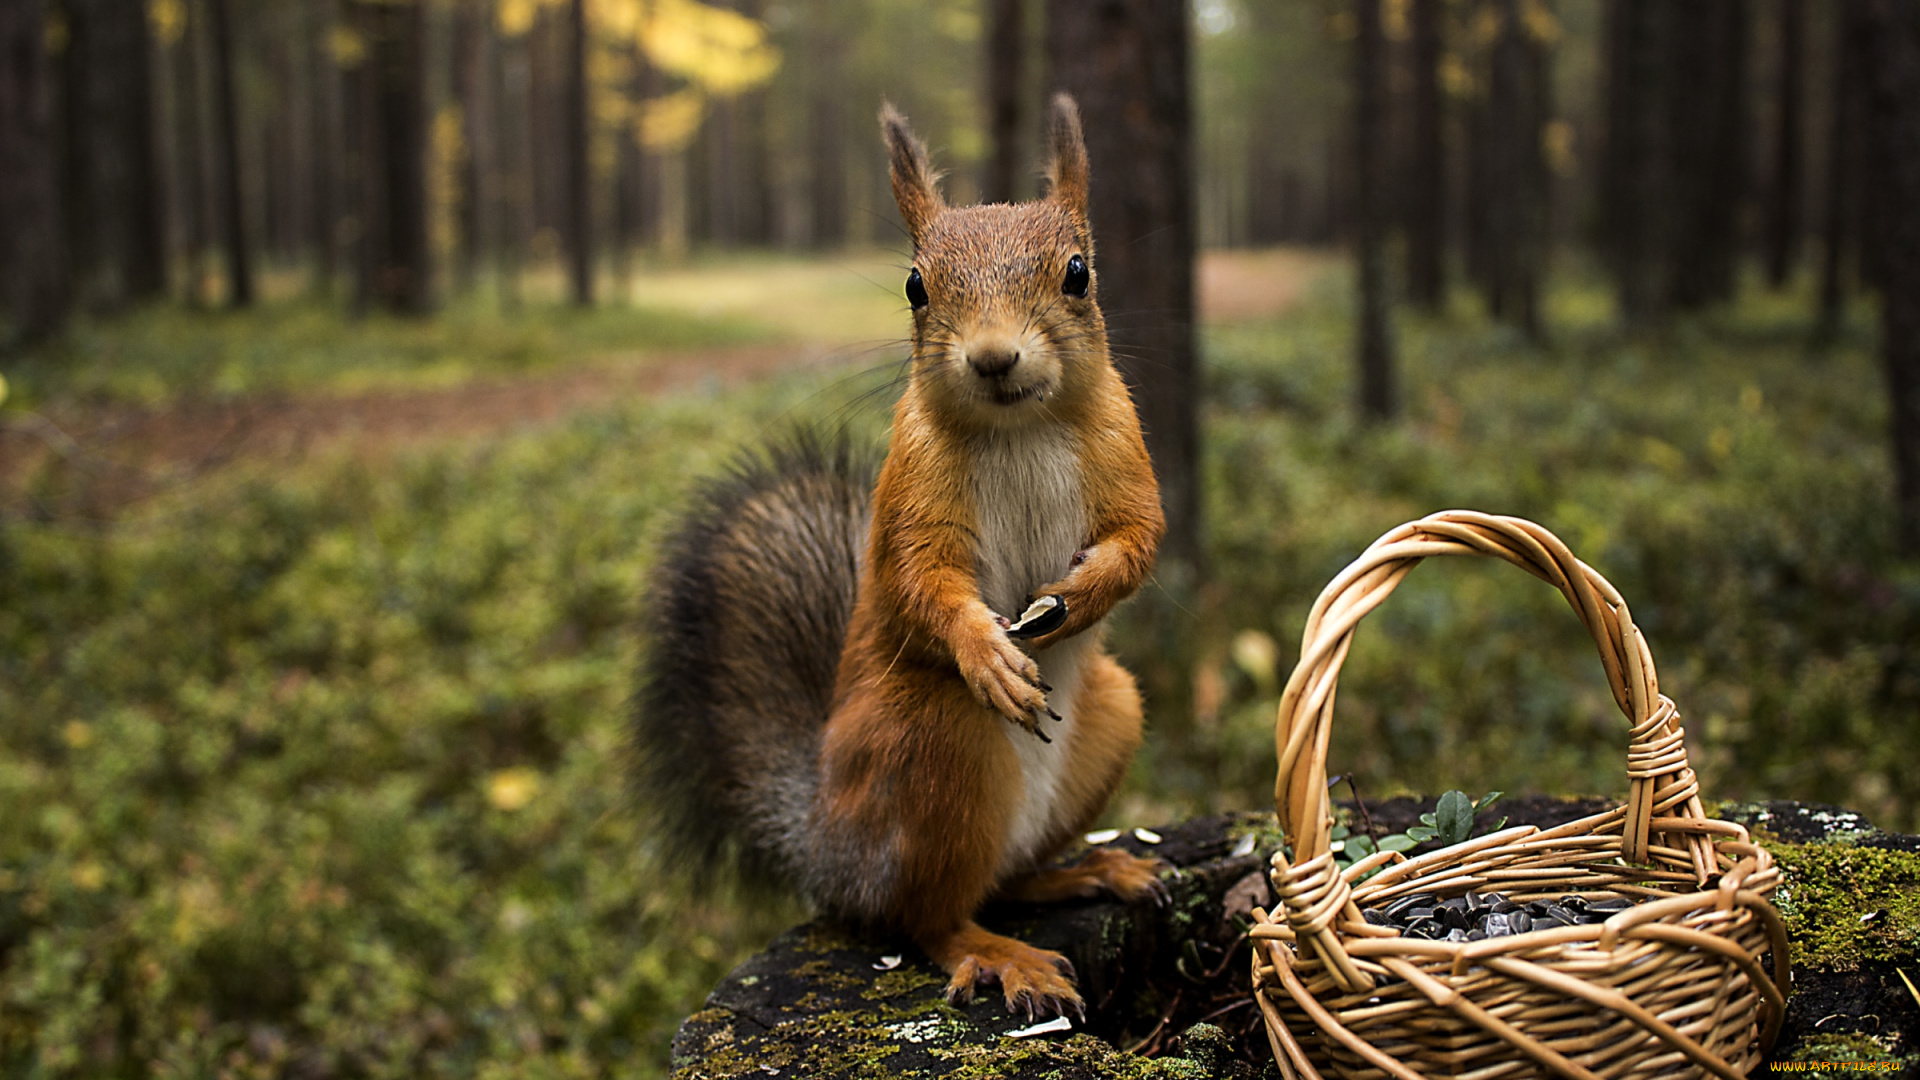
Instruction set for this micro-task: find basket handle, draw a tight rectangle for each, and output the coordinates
[1269,512,1715,991]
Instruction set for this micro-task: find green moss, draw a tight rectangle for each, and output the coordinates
[863,965,943,1001]
[1764,840,1920,969]
[1783,1033,1918,1077]
[930,1032,1208,1080]
[788,956,867,992]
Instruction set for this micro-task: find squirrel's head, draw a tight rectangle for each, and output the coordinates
[882,95,1105,431]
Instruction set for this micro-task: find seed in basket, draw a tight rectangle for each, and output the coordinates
[1382,892,1437,919]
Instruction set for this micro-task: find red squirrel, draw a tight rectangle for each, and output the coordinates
[634,94,1166,1020]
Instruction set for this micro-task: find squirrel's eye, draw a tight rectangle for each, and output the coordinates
[905,268,929,310]
[1062,254,1090,298]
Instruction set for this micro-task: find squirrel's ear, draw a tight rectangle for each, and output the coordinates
[1044,94,1090,220]
[880,103,943,244]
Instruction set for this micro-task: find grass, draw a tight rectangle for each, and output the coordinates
[1,253,1913,1076]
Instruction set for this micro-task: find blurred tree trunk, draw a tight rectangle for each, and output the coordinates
[1764,0,1805,289]
[309,0,340,296]
[1353,0,1397,420]
[1667,0,1749,310]
[982,0,1023,204]
[170,0,207,303]
[208,0,252,306]
[454,0,494,294]
[497,26,530,309]
[1046,0,1200,573]
[698,99,739,244]
[806,2,846,249]
[1818,0,1865,338]
[353,0,430,314]
[1404,0,1444,308]
[61,0,168,305]
[732,0,773,244]
[613,46,642,290]
[564,0,591,304]
[1602,0,1667,324]
[1859,0,1920,553]
[120,0,167,300]
[0,0,68,345]
[1473,0,1547,336]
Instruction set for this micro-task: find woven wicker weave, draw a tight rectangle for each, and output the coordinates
[1250,511,1790,1080]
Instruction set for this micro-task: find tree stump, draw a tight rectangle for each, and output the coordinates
[669,798,1920,1078]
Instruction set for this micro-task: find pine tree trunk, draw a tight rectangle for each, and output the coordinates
[171,0,208,302]
[119,0,167,300]
[1045,0,1201,572]
[1477,0,1546,336]
[983,0,1024,204]
[1765,0,1806,288]
[455,0,494,294]
[354,0,430,314]
[1603,0,1667,324]
[497,27,529,309]
[1405,0,1444,308]
[1354,0,1397,419]
[564,0,591,304]
[1667,0,1750,310]
[1859,0,1920,553]
[208,0,252,306]
[806,2,846,249]
[1818,0,1865,337]
[0,0,68,345]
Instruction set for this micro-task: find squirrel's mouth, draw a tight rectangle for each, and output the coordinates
[984,379,1051,407]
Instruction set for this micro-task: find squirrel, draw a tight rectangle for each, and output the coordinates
[632,94,1167,1021]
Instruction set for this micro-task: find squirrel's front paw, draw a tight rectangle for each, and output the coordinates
[958,628,1053,738]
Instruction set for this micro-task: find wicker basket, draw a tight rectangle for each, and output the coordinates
[1249,511,1790,1080]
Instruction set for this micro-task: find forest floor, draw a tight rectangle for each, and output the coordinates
[1,248,1330,518]
[3,251,1910,1079]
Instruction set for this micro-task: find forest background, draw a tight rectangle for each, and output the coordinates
[3,0,1919,1075]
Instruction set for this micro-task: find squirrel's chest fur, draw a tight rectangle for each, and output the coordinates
[968,429,1092,876]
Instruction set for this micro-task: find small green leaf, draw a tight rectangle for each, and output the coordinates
[1331,824,1350,841]
[1419,812,1438,828]
[1488,816,1508,833]
[1435,790,1474,846]
[1346,835,1377,858]
[1379,834,1417,853]
[1473,791,1505,812]
[1407,825,1438,842]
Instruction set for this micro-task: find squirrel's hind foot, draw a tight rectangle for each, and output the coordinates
[923,922,1082,1021]
[1004,847,1171,906]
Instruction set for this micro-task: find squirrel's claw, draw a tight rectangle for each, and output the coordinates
[1143,873,1173,907]
[960,618,1052,731]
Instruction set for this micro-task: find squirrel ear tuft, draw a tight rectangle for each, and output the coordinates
[880,102,943,244]
[1044,94,1090,220]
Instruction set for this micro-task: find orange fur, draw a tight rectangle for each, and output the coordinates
[819,99,1165,1017]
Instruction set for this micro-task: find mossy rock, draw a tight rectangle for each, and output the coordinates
[671,799,1920,1077]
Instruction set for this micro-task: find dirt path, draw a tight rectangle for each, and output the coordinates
[2,250,1327,518]
[1,342,846,517]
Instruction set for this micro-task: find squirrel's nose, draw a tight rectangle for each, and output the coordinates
[967,347,1020,378]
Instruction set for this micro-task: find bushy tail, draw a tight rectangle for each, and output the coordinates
[631,431,874,892]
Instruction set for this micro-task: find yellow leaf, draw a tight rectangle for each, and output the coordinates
[148,0,186,46]
[639,87,706,152]
[328,24,367,68]
[639,0,781,97]
[486,767,544,811]
[1541,119,1576,178]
